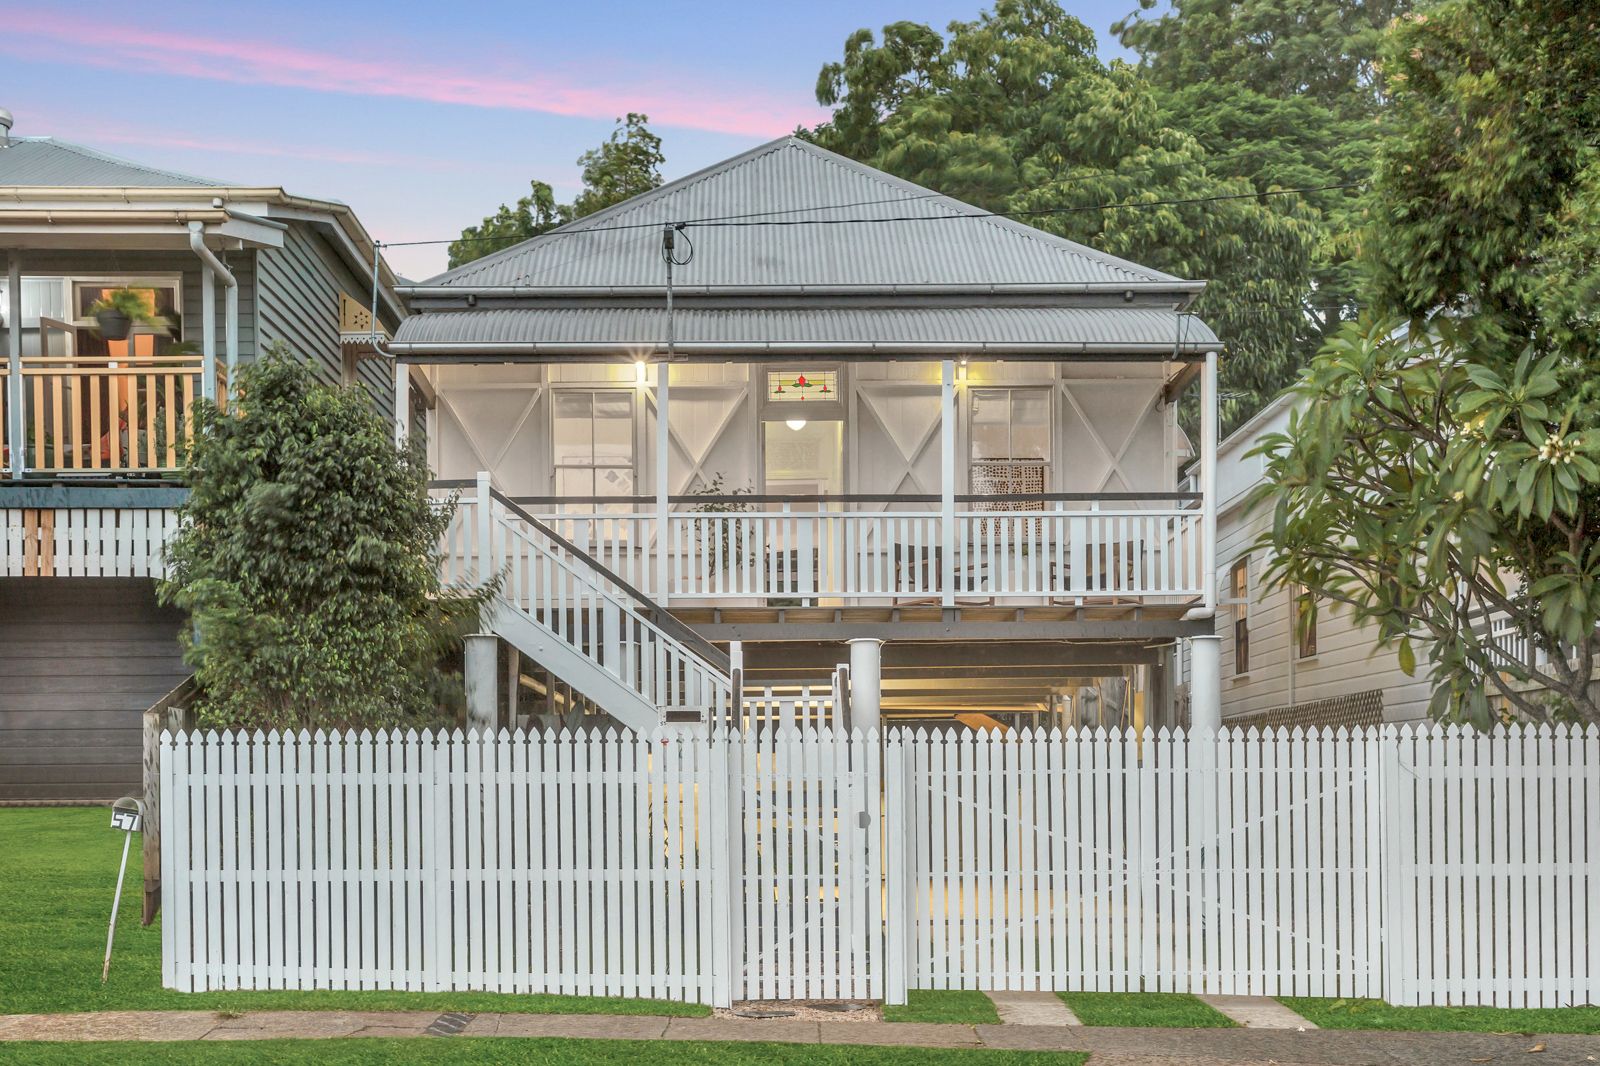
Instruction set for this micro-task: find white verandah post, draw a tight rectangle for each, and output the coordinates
[5,252,21,479]
[940,358,957,607]
[655,362,670,604]
[392,360,411,446]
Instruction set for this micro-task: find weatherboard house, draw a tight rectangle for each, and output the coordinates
[393,136,1226,736]
[0,110,407,801]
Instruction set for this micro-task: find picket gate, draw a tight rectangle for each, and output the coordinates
[162,722,1600,1008]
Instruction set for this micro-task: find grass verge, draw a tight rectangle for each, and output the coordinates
[1281,997,1600,1034]
[0,1040,1090,1065]
[0,808,705,1017]
[882,989,1000,1024]
[1057,991,1235,1028]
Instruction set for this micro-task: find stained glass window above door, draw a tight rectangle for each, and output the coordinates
[766,370,837,402]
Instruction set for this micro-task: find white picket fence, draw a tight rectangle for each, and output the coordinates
[161,723,1600,1008]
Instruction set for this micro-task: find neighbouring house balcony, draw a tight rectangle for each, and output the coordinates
[1,351,213,477]
[438,478,1205,609]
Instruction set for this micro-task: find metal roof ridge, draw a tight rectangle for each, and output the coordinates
[10,136,235,187]
[397,280,1207,298]
[419,137,802,287]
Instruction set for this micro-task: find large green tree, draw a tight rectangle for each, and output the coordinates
[1254,0,1600,725]
[449,113,665,268]
[809,1,1321,429]
[1116,0,1408,371]
[160,347,484,730]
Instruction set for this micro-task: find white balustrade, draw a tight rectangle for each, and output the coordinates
[502,498,1201,605]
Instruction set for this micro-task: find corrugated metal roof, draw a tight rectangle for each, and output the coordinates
[422,138,1190,291]
[0,137,227,187]
[392,305,1218,354]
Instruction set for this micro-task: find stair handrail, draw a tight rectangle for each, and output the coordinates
[453,480,730,677]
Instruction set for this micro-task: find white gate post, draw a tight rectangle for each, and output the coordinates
[709,731,738,1007]
[1187,633,1222,991]
[883,729,915,1005]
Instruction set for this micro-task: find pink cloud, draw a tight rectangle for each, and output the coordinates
[48,122,466,171]
[0,11,824,139]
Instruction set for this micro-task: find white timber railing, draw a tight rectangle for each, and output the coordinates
[439,475,731,728]
[161,722,1599,1008]
[2,492,183,577]
[505,491,1204,607]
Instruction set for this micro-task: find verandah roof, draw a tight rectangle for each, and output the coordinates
[389,304,1219,361]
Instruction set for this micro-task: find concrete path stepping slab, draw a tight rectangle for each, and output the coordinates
[985,990,1082,1026]
[1196,995,1317,1029]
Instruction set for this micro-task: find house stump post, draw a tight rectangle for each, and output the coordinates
[847,638,883,732]
[464,634,499,733]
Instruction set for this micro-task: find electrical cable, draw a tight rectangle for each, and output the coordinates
[380,179,1363,252]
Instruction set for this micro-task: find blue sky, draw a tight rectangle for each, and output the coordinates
[1,0,1151,279]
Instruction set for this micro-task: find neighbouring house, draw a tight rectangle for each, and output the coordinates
[1201,393,1431,729]
[392,136,1226,734]
[0,109,410,801]
[1206,389,1599,728]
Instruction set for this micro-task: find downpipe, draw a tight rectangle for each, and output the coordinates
[188,221,238,398]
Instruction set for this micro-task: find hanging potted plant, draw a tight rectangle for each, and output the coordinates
[88,288,157,341]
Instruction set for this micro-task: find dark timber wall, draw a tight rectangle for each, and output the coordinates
[0,579,189,803]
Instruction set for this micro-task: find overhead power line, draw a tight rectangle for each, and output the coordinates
[379,177,1364,250]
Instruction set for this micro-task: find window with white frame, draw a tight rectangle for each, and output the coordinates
[552,390,635,500]
[1231,556,1251,674]
[1295,585,1318,659]
[969,387,1050,499]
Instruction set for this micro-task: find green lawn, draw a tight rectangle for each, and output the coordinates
[0,808,705,1017]
[1282,997,1600,1035]
[1058,991,1235,1028]
[0,1040,1087,1065]
[883,989,1000,1024]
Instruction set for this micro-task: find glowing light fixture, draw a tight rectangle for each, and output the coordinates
[786,418,808,432]
[634,360,648,385]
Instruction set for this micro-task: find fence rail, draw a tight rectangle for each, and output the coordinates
[161,722,1600,1008]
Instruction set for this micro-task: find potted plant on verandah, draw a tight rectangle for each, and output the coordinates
[88,287,159,340]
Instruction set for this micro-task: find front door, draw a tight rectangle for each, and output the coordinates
[761,419,843,499]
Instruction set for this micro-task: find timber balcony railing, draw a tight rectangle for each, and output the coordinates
[1,353,213,477]
[433,478,1206,608]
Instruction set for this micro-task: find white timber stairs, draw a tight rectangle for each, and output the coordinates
[441,475,731,732]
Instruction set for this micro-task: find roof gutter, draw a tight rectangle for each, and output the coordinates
[389,340,1218,362]
[396,280,1208,299]
[0,185,403,316]
[0,209,229,224]
[188,221,237,400]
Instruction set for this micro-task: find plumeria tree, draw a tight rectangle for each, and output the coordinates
[1254,318,1600,725]
[1251,0,1600,725]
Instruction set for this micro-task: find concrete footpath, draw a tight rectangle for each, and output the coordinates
[2,1010,1600,1065]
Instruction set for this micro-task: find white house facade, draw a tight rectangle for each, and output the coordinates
[393,137,1227,735]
